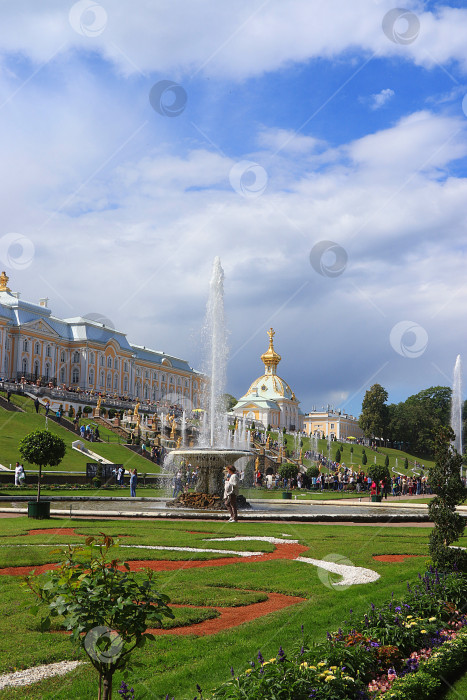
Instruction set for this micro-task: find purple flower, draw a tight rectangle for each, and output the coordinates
[258,651,264,664]
[395,606,401,612]
[278,646,286,661]
[230,666,235,677]
[196,684,202,693]
[370,642,379,647]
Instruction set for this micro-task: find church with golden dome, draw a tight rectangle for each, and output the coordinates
[231,328,303,430]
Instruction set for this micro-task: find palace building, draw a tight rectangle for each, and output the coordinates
[231,328,303,430]
[0,272,201,405]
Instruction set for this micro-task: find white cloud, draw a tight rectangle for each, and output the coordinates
[0,1,465,79]
[369,88,395,110]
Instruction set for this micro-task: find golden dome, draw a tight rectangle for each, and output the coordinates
[260,328,281,375]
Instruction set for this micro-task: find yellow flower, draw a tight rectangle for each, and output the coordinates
[407,615,413,619]
[343,676,355,682]
[410,622,417,627]
[421,629,427,634]
[429,617,436,622]
[245,669,252,674]
[325,675,336,682]
[309,666,317,671]
[269,658,276,663]
[300,662,308,669]
[318,662,326,668]
[330,666,338,671]
[319,673,326,680]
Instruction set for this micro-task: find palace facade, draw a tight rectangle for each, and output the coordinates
[231,328,304,430]
[0,272,201,406]
[302,409,365,441]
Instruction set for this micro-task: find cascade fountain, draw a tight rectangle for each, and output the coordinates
[451,354,463,477]
[166,258,252,503]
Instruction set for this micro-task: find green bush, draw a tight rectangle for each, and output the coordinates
[83,405,92,415]
[389,670,442,699]
[306,465,319,479]
[108,408,116,419]
[335,448,341,463]
[278,463,299,481]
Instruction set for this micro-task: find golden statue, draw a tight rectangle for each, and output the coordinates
[136,416,141,431]
[133,401,140,417]
[0,271,10,292]
[266,434,270,449]
[96,395,102,411]
[299,448,303,464]
[255,456,260,472]
[176,436,182,448]
[170,419,176,440]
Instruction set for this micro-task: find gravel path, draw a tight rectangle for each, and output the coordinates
[0,660,83,689]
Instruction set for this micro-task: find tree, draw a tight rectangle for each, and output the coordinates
[404,457,408,470]
[362,452,367,465]
[335,448,341,463]
[222,394,237,411]
[428,427,467,571]
[359,384,389,442]
[368,464,390,494]
[384,454,389,468]
[25,535,173,700]
[19,429,66,503]
[278,463,299,482]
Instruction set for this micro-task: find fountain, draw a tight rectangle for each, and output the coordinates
[451,354,463,478]
[166,258,252,507]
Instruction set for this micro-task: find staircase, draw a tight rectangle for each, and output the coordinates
[0,395,23,412]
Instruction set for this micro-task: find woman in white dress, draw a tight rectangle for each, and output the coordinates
[224,465,239,522]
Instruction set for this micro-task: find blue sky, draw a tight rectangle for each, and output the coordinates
[0,0,467,416]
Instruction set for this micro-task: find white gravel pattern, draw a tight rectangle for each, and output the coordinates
[206,536,299,544]
[0,661,83,689]
[297,557,380,586]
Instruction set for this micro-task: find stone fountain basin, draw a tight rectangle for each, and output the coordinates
[171,448,252,468]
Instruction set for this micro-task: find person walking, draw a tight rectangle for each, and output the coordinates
[130,468,137,497]
[224,465,239,522]
[117,466,125,487]
[34,398,40,413]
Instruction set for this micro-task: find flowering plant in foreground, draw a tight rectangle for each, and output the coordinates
[204,570,467,700]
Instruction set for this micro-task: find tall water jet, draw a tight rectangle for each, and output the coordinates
[451,354,463,458]
[201,256,228,448]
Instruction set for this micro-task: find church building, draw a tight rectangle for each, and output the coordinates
[231,328,303,430]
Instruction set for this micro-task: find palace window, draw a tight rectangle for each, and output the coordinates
[144,384,149,399]
[60,350,65,362]
[23,340,28,352]
[33,361,39,379]
[100,355,104,367]
[123,376,128,392]
[114,358,118,370]
[177,377,181,385]
[46,345,52,358]
[34,342,40,355]
[72,351,79,363]
[22,358,28,374]
[107,356,112,368]
[72,368,79,384]
[100,371,104,387]
[60,367,65,384]
[89,352,95,364]
[113,373,118,390]
[89,368,94,385]
[106,372,111,389]
[145,370,149,379]
[124,361,128,372]
[153,372,157,380]
[45,363,51,381]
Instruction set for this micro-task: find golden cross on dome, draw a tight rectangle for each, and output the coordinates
[267,327,275,344]
[0,271,10,292]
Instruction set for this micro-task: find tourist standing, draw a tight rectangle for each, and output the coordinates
[224,465,239,522]
[117,466,125,487]
[130,469,137,497]
[14,462,23,486]
[34,398,40,413]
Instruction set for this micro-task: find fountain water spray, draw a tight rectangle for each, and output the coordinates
[451,355,463,454]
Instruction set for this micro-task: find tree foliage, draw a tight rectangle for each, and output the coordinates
[388,386,451,457]
[25,535,173,700]
[18,429,66,503]
[359,384,389,440]
[428,427,467,572]
[278,463,299,482]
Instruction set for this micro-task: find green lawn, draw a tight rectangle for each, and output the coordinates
[0,516,465,699]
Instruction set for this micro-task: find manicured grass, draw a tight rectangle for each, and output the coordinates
[1,515,461,699]
[0,486,167,498]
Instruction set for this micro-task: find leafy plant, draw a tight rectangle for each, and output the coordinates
[24,534,173,700]
[278,463,299,482]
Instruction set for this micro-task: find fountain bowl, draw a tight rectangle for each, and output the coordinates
[167,447,252,497]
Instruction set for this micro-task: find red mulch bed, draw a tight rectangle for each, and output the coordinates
[373,554,423,562]
[150,592,306,636]
[27,528,79,536]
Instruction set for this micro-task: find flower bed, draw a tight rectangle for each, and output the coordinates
[203,568,467,699]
